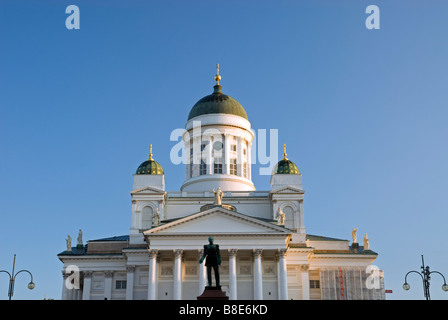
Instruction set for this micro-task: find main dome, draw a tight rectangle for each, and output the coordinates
[187,84,248,121]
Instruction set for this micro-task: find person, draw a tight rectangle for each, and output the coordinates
[199,236,221,287]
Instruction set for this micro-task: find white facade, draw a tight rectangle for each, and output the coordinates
[58,75,385,300]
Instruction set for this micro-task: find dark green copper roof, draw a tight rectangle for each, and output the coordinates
[136,159,164,175]
[188,85,248,121]
[272,159,300,174]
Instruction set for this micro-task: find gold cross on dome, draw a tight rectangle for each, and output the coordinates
[214,63,221,85]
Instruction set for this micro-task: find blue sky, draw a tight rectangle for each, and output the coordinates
[1,0,447,300]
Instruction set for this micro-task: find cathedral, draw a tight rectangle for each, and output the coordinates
[58,66,385,300]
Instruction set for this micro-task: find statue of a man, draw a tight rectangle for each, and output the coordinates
[352,227,358,243]
[152,208,161,226]
[364,233,370,250]
[276,207,286,225]
[66,235,72,251]
[199,236,221,287]
[77,229,83,246]
[212,187,223,205]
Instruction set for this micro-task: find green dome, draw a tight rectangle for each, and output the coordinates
[136,159,164,175]
[188,85,248,121]
[272,159,300,175]
[136,146,164,175]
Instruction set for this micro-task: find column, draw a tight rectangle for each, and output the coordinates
[208,135,213,174]
[278,249,288,300]
[173,249,183,300]
[126,265,135,300]
[228,249,238,300]
[253,249,263,300]
[82,271,93,300]
[236,136,243,177]
[198,249,207,294]
[223,134,229,174]
[148,250,158,300]
[104,271,113,300]
[61,272,69,300]
[300,265,310,300]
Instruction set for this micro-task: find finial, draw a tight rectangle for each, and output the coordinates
[214,63,221,85]
[283,144,288,160]
[149,144,153,161]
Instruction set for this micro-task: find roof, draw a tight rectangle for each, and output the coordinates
[136,159,164,175]
[88,235,130,242]
[272,159,300,174]
[305,234,347,242]
[188,85,248,121]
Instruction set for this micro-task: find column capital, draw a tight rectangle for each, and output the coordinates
[174,249,184,258]
[300,264,309,272]
[148,249,158,258]
[228,249,238,257]
[277,248,288,258]
[126,265,136,273]
[104,270,114,278]
[253,248,263,258]
[83,271,94,278]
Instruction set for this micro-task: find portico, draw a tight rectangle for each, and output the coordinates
[142,206,291,300]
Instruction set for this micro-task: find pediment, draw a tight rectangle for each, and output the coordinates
[144,207,290,236]
[131,186,166,195]
[270,186,304,194]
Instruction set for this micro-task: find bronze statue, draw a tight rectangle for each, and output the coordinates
[199,236,221,287]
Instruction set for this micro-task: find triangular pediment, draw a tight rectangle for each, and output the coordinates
[130,186,166,195]
[270,186,304,194]
[144,207,290,236]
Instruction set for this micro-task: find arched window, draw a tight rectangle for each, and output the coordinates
[282,206,294,229]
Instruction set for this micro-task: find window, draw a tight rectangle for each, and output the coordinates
[243,161,247,178]
[116,280,127,290]
[310,280,320,289]
[200,160,207,175]
[231,136,237,152]
[214,157,223,174]
[229,158,237,175]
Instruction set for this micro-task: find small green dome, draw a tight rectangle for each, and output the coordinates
[188,85,248,121]
[273,145,300,174]
[136,159,164,175]
[136,145,164,175]
[272,159,300,175]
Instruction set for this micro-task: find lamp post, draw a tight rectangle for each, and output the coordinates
[0,254,35,300]
[403,255,448,300]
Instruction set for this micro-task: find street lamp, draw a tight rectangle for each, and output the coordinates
[403,255,448,300]
[0,254,35,300]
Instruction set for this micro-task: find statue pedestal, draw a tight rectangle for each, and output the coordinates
[197,286,229,300]
[352,242,359,253]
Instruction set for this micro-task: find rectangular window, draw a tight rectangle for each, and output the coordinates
[229,158,237,175]
[214,157,223,174]
[188,164,193,178]
[231,136,237,152]
[310,280,320,289]
[200,160,207,175]
[115,280,127,290]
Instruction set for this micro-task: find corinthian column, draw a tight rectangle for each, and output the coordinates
[277,249,288,300]
[228,249,238,300]
[148,250,158,300]
[253,249,263,300]
[173,249,183,300]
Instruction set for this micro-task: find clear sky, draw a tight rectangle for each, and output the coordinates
[0,0,447,300]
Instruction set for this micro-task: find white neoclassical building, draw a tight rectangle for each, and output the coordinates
[58,66,385,300]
